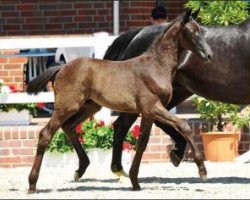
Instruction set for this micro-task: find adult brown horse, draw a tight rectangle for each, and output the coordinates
[105,15,250,176]
[26,10,211,192]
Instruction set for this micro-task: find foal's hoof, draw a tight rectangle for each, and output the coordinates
[170,151,182,167]
[132,184,141,191]
[199,173,208,181]
[74,171,81,181]
[27,189,37,194]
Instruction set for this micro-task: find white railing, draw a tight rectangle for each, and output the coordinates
[0,32,118,123]
[0,92,54,104]
[0,32,117,50]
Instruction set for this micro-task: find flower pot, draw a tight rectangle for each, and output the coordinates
[43,149,132,170]
[87,148,132,168]
[0,110,32,126]
[87,148,112,166]
[202,131,240,162]
[43,151,78,168]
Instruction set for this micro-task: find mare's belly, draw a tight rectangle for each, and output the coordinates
[176,67,250,104]
[186,81,250,104]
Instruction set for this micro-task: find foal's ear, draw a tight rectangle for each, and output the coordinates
[191,7,200,20]
[182,9,192,24]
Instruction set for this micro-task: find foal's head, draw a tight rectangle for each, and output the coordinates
[178,9,212,61]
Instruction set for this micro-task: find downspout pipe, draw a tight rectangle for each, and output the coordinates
[113,1,120,35]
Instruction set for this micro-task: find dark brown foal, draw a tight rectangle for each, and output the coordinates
[26,9,212,192]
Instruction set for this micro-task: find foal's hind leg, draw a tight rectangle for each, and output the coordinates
[111,113,138,178]
[28,112,64,193]
[61,102,102,181]
[152,102,207,179]
[28,93,87,193]
[129,117,154,190]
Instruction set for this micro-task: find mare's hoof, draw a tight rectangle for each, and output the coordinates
[113,169,129,178]
[118,175,130,183]
[170,151,182,167]
[74,171,81,181]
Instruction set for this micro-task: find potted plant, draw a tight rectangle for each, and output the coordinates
[0,79,38,125]
[45,118,138,167]
[192,95,250,162]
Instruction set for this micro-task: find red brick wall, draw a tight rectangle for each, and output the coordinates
[1,0,187,36]
[162,0,187,19]
[0,50,27,91]
[1,118,250,168]
[0,125,42,168]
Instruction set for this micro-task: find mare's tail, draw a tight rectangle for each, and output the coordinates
[26,65,61,95]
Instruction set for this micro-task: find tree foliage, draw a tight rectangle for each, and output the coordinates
[185,0,249,26]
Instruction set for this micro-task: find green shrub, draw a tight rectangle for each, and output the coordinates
[47,118,139,154]
[192,95,250,131]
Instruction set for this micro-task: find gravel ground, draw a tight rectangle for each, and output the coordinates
[0,161,250,199]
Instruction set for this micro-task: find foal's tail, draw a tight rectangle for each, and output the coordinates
[26,65,61,95]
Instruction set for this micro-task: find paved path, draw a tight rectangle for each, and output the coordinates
[0,162,250,199]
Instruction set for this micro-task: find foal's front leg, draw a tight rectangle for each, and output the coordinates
[62,102,102,181]
[157,86,192,166]
[152,102,207,179]
[129,117,154,190]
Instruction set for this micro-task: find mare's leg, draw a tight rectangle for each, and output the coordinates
[160,86,192,166]
[152,101,207,179]
[154,122,186,167]
[61,101,102,181]
[111,113,138,176]
[129,117,154,190]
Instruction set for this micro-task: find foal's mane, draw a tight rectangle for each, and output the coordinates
[148,13,188,52]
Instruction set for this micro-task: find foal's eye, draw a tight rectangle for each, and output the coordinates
[191,30,200,37]
[185,29,193,35]
[190,30,196,35]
